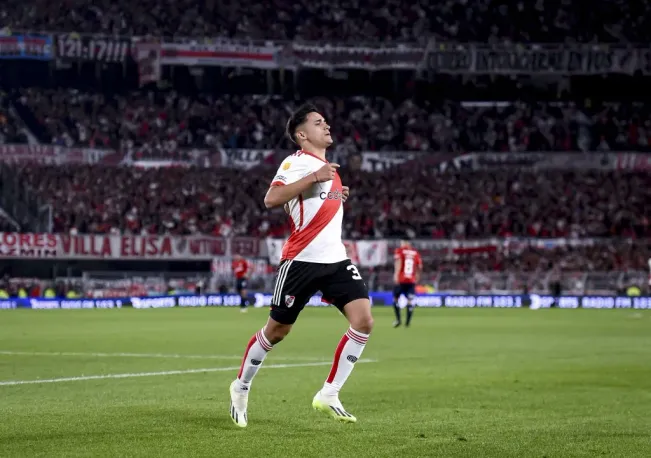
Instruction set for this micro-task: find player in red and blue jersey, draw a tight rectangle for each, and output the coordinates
[392,240,422,328]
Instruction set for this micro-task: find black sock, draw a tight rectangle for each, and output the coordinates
[406,304,415,326]
[392,301,401,322]
[240,295,248,308]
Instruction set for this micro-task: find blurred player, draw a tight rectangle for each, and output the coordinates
[229,104,373,427]
[231,255,250,313]
[392,240,422,328]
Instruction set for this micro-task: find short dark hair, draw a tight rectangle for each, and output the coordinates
[286,103,319,145]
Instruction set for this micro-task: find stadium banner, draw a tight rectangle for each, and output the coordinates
[356,240,388,266]
[291,43,427,70]
[427,43,642,75]
[0,144,110,164]
[265,238,382,267]
[3,294,650,310]
[160,41,280,68]
[445,152,647,172]
[55,33,130,63]
[343,240,360,265]
[0,233,264,260]
[0,34,54,61]
[360,151,415,172]
[219,148,275,169]
[265,238,283,266]
[615,153,651,171]
[132,40,162,86]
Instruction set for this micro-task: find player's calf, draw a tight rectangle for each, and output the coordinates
[405,295,416,327]
[392,295,401,327]
[314,298,372,423]
[230,321,289,428]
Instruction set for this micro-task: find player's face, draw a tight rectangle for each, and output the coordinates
[299,112,333,148]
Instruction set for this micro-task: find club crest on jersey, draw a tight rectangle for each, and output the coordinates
[282,162,291,170]
[285,295,295,308]
[320,190,343,200]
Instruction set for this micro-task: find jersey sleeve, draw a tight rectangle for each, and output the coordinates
[416,252,423,267]
[270,157,312,187]
[393,248,402,260]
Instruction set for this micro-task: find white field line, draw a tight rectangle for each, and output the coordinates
[0,350,327,361]
[0,359,377,386]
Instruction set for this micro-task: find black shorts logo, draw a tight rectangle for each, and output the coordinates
[250,359,262,366]
[346,355,358,363]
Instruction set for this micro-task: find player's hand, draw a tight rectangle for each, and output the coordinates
[342,186,350,203]
[314,163,340,182]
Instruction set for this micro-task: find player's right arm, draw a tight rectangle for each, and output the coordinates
[263,161,340,209]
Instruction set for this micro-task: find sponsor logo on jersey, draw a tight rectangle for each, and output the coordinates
[346,355,358,363]
[285,295,295,307]
[320,190,343,200]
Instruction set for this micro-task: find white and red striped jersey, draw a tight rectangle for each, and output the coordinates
[270,150,347,264]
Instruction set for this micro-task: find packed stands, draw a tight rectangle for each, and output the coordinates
[8,90,651,154]
[6,163,651,241]
[2,0,649,42]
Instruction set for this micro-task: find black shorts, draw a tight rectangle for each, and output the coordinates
[270,259,369,325]
[236,278,248,292]
[393,282,416,299]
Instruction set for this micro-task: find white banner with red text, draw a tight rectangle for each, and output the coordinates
[0,233,643,262]
[160,41,281,69]
[0,233,263,260]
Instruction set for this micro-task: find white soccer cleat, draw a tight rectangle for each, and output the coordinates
[229,380,249,428]
[240,308,248,313]
[312,390,357,423]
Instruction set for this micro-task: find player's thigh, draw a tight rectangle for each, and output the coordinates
[401,282,416,301]
[269,260,320,325]
[319,260,372,330]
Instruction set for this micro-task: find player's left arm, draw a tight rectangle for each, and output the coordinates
[415,254,423,284]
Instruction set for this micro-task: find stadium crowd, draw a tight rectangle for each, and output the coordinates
[434,243,651,272]
[0,93,28,145]
[8,90,651,154]
[2,0,648,42]
[7,164,651,242]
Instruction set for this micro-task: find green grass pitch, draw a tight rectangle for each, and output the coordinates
[1,307,650,457]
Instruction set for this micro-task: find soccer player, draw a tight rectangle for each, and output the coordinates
[231,255,250,313]
[229,104,373,427]
[392,240,422,328]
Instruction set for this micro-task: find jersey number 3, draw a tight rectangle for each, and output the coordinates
[347,264,362,280]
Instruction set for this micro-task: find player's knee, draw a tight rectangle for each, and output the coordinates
[350,314,374,335]
[263,321,292,344]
